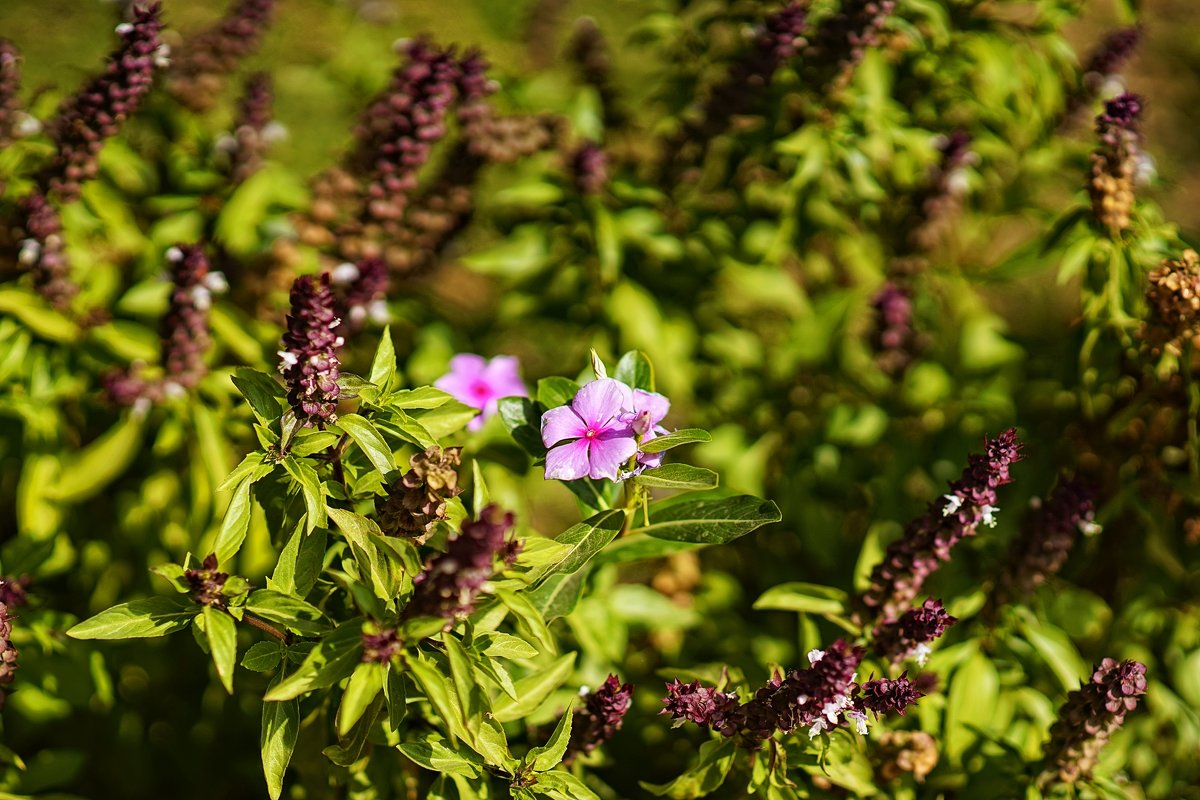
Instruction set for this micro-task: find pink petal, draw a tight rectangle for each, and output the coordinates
[541,405,587,447]
[545,440,592,481]
[448,353,487,379]
[482,356,528,398]
[633,389,670,426]
[587,433,638,481]
[434,372,481,408]
[467,411,486,431]
[572,378,633,427]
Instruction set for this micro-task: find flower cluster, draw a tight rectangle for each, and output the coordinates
[184,554,229,608]
[804,0,896,91]
[564,674,634,763]
[662,641,922,745]
[1142,249,1200,357]
[435,355,527,432]
[161,245,224,393]
[43,3,164,202]
[350,38,464,223]
[1039,659,1147,787]
[541,378,670,482]
[361,626,402,665]
[911,132,976,252]
[16,192,76,310]
[873,730,939,783]
[0,578,29,609]
[870,282,917,376]
[872,598,957,666]
[278,273,344,428]
[1067,26,1141,118]
[566,18,625,129]
[222,72,284,185]
[0,39,29,149]
[403,505,521,624]
[167,0,277,112]
[857,429,1022,624]
[376,446,463,544]
[1088,92,1143,236]
[996,477,1097,604]
[330,258,389,330]
[571,141,608,196]
[0,602,17,709]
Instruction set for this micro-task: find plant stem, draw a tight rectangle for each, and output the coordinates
[242,612,291,644]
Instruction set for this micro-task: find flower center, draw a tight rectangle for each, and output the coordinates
[469,380,491,399]
[584,427,599,440]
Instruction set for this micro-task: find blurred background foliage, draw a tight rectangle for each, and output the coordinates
[1,0,1199,798]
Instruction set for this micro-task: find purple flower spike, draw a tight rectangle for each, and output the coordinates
[435,354,527,432]
[542,378,638,481]
[660,679,740,730]
[279,273,344,428]
[0,601,18,709]
[565,674,634,763]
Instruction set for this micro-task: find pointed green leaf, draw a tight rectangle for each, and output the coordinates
[638,428,711,455]
[632,494,781,544]
[527,701,573,772]
[264,623,363,701]
[203,606,238,694]
[68,596,196,640]
[336,413,397,474]
[281,457,326,532]
[369,326,397,390]
[614,350,654,392]
[538,509,626,582]
[633,464,718,491]
[232,368,285,423]
[261,671,299,800]
[491,652,576,723]
[337,662,386,737]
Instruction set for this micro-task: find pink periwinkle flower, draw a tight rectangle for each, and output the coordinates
[625,389,670,470]
[542,379,639,482]
[435,354,527,431]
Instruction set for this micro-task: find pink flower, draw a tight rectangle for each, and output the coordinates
[541,379,638,482]
[435,354,527,431]
[625,389,670,470]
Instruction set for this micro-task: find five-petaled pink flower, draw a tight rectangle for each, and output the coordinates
[542,379,640,482]
[435,354,528,431]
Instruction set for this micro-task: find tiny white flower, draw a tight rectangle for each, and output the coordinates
[807,649,825,665]
[1134,152,1157,187]
[946,169,970,198]
[114,22,134,35]
[942,494,963,517]
[278,350,299,368]
[1079,519,1103,537]
[261,121,289,144]
[366,298,391,325]
[165,246,184,262]
[204,271,229,294]
[17,239,41,266]
[13,112,42,137]
[848,710,869,736]
[214,133,238,154]
[980,504,999,528]
[911,642,932,667]
[154,43,171,68]
[807,719,828,739]
[330,262,360,285]
[162,380,186,399]
[189,285,212,311]
[578,685,590,697]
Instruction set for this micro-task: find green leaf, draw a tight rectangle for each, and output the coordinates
[944,650,999,762]
[335,413,397,474]
[264,623,363,701]
[753,583,848,616]
[375,410,438,449]
[528,570,588,622]
[232,368,285,424]
[538,509,626,582]
[471,460,490,516]
[527,700,572,771]
[397,738,482,778]
[281,457,326,532]
[245,589,330,636]
[49,415,146,503]
[0,287,80,342]
[614,350,655,392]
[261,672,299,800]
[242,641,283,672]
[638,428,711,455]
[68,596,196,640]
[496,588,556,655]
[537,377,581,409]
[491,652,576,723]
[443,632,481,724]
[386,386,457,410]
[535,771,602,800]
[385,663,407,731]
[408,654,471,743]
[801,732,877,795]
[477,632,539,661]
[497,397,546,456]
[269,521,326,598]
[1019,617,1088,693]
[369,326,397,390]
[633,464,718,491]
[203,606,238,694]
[590,534,697,567]
[327,507,397,602]
[337,662,386,737]
[215,473,257,563]
[409,402,480,438]
[641,738,735,798]
[632,494,781,544]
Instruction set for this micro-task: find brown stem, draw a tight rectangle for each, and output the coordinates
[242,612,292,644]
